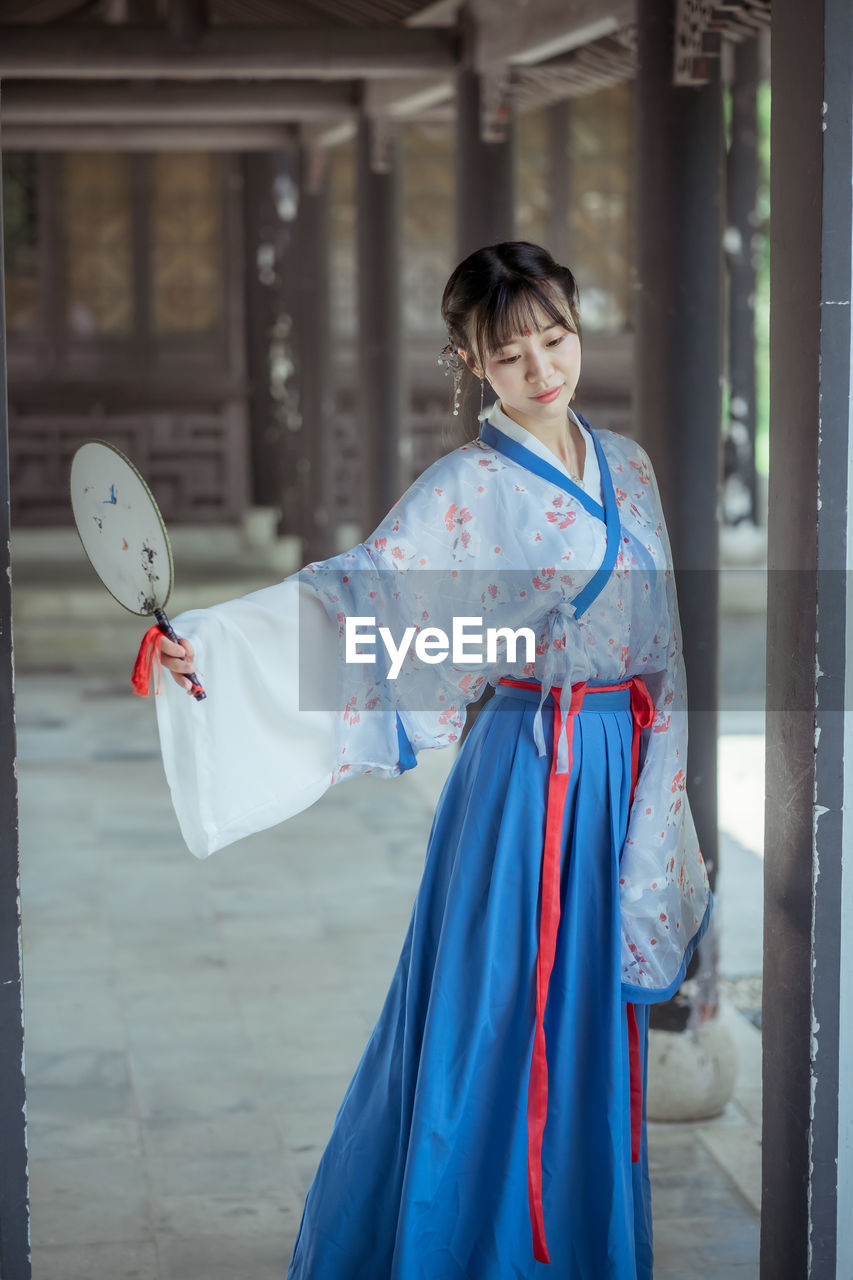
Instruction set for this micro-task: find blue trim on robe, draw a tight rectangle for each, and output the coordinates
[621,891,715,1005]
[479,418,606,520]
[571,420,621,619]
[396,714,417,773]
[479,414,622,621]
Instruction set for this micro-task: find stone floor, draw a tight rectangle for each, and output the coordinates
[18,652,762,1279]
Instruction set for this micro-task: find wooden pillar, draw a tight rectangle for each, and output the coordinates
[454,11,514,262]
[166,0,207,45]
[546,100,571,266]
[242,144,307,540]
[634,1,723,1035]
[764,0,853,1273]
[725,36,760,525]
[356,111,404,537]
[296,144,334,564]
[0,141,30,1280]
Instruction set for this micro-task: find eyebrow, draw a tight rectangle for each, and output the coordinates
[496,323,567,349]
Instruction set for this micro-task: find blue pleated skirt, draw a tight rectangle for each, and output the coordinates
[286,685,653,1280]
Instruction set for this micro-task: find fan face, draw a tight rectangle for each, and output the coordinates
[70,440,174,616]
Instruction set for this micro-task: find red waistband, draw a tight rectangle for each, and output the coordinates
[499,676,631,689]
[497,675,634,697]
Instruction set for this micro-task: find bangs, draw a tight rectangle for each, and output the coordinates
[472,278,577,361]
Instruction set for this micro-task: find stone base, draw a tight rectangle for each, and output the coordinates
[241,505,281,551]
[646,1016,738,1121]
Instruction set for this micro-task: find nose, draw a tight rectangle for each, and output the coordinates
[524,347,552,383]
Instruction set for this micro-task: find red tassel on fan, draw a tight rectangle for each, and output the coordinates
[131,625,164,697]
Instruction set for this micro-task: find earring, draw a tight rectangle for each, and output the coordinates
[479,377,485,418]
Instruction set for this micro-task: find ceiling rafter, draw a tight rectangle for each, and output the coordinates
[0,0,771,145]
[472,0,633,71]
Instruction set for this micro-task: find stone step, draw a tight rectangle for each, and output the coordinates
[9,524,769,669]
[11,576,275,670]
[10,526,285,667]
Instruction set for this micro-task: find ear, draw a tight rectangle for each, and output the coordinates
[457,347,484,379]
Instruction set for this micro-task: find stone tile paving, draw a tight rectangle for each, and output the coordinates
[19,671,759,1278]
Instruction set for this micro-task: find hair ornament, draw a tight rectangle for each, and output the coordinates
[438,341,464,416]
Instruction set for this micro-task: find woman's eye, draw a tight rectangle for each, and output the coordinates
[498,355,520,365]
[547,335,566,348]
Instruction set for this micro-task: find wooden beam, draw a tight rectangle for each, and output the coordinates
[0,123,302,150]
[0,0,85,17]
[0,26,459,79]
[362,76,454,119]
[301,102,455,153]
[0,80,359,124]
[406,0,459,25]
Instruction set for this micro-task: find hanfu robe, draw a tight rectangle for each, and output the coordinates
[154,404,712,1279]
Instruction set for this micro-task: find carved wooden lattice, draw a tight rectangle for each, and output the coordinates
[675,0,771,84]
[9,407,248,527]
[63,153,134,339]
[2,153,40,338]
[150,153,223,337]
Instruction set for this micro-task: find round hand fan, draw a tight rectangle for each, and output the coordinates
[69,440,206,701]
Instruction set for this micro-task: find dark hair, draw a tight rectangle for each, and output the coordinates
[441,241,582,368]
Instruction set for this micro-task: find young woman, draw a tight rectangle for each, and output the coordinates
[152,241,711,1278]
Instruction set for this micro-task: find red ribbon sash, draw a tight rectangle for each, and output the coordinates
[498,674,655,1265]
[626,1002,643,1163]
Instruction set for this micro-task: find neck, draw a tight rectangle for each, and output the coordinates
[498,403,585,477]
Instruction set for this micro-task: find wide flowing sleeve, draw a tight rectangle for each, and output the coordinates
[155,445,570,859]
[618,447,713,1001]
[155,577,339,859]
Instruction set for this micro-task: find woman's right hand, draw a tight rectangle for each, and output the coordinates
[159,635,197,693]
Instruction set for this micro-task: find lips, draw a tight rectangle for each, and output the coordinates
[531,385,564,404]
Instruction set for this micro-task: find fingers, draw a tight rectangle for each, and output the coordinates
[159,635,194,665]
[158,635,197,691]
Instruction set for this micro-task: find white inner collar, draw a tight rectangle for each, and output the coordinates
[485,401,602,499]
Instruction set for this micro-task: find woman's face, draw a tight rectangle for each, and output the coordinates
[462,310,582,436]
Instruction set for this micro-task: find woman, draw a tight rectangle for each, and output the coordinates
[151,242,712,1278]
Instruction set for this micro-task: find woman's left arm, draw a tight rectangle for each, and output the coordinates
[618,446,712,1003]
